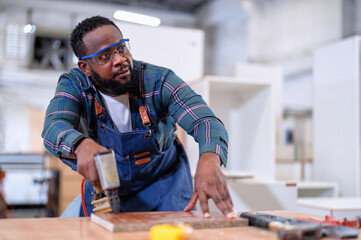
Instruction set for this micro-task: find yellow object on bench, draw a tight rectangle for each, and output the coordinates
[150,224,193,240]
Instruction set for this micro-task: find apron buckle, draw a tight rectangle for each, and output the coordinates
[94,97,106,130]
[144,126,152,139]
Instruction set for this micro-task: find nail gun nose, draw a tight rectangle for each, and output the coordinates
[106,189,120,214]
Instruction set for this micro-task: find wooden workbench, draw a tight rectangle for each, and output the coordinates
[0,211,359,240]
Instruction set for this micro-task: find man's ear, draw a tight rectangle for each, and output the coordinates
[78,60,91,77]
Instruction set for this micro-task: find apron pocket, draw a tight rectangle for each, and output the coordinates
[114,153,131,181]
[131,143,178,181]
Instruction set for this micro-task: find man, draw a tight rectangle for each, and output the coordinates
[42,15,235,218]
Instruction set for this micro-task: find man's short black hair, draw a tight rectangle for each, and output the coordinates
[70,15,120,59]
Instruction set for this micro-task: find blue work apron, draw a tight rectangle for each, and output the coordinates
[80,95,193,216]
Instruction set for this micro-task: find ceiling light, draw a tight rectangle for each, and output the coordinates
[24,24,36,34]
[113,10,161,27]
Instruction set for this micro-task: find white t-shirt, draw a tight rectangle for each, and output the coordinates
[99,92,132,133]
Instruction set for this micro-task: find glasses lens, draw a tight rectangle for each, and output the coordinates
[94,46,115,64]
[116,42,128,55]
[92,39,130,64]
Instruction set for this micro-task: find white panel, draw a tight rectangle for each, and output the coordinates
[229,87,273,177]
[313,36,361,196]
[276,162,314,182]
[185,73,278,179]
[116,22,204,82]
[4,170,52,205]
[4,106,30,153]
[297,197,361,218]
[197,179,297,213]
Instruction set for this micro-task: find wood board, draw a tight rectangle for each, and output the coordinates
[91,211,248,232]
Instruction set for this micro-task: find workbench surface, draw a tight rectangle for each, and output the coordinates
[0,211,359,240]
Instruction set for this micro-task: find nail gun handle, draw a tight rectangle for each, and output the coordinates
[94,149,120,190]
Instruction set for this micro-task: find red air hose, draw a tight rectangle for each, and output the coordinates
[81,177,88,217]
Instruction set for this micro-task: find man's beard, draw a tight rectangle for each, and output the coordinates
[91,70,137,96]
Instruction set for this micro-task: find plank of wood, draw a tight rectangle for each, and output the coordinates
[91,211,248,232]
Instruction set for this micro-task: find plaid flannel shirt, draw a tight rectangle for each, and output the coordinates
[42,60,228,170]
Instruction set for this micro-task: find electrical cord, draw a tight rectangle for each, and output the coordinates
[81,177,88,217]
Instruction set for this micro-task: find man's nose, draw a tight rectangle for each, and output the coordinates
[113,50,126,64]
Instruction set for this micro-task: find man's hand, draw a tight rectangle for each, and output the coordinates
[74,138,108,191]
[184,152,236,219]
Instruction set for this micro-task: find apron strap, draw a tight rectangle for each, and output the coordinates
[94,96,105,129]
[139,106,150,125]
[138,99,152,139]
[94,97,103,116]
[137,62,153,128]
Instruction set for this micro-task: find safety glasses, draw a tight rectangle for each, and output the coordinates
[80,38,130,65]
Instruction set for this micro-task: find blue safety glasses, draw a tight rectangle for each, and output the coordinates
[80,38,130,65]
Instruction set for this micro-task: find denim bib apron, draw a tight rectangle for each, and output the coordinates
[81,67,193,216]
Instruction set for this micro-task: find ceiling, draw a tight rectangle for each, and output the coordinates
[70,0,211,14]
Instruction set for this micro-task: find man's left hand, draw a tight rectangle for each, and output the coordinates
[184,152,236,219]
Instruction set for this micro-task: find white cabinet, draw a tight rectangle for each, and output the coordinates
[185,71,281,179]
[313,36,361,197]
[297,181,339,198]
[198,179,297,213]
[297,197,361,218]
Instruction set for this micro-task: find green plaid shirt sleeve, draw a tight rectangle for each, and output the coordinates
[42,69,89,169]
[157,69,228,166]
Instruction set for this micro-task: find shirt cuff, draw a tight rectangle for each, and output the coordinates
[199,143,228,167]
[59,131,83,156]
[71,135,87,153]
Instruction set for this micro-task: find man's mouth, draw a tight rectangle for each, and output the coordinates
[113,66,130,79]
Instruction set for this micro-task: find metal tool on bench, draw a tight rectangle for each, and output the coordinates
[241,212,360,239]
[258,213,360,238]
[240,212,322,240]
[91,149,120,214]
[296,215,361,228]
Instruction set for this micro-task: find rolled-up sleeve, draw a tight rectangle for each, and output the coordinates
[42,73,83,159]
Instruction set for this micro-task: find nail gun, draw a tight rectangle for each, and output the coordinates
[92,149,121,214]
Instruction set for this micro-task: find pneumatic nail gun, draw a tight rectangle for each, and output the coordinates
[91,149,120,214]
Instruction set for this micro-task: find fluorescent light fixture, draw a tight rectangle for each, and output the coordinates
[114,10,161,27]
[24,24,36,34]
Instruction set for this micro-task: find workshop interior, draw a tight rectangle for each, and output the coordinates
[0,0,361,239]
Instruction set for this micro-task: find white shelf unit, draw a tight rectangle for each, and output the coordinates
[185,75,278,179]
[313,36,361,197]
[297,197,361,218]
[297,181,339,198]
[199,179,297,213]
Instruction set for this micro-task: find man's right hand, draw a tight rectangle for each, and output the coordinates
[74,138,108,191]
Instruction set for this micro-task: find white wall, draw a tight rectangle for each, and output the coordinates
[197,0,249,76]
[247,0,342,66]
[198,0,344,111]
[117,22,204,82]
